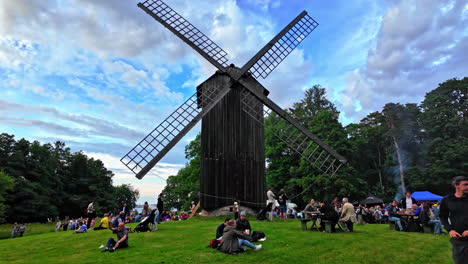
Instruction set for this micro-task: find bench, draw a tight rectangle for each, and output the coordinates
[389,220,396,231]
[322,220,335,233]
[300,219,311,231]
[422,225,433,234]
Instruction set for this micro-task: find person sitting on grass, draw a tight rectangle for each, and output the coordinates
[216,217,231,239]
[236,212,251,235]
[69,219,75,230]
[110,211,125,231]
[55,220,62,232]
[75,222,87,233]
[218,220,261,254]
[181,211,189,220]
[94,213,110,230]
[101,222,129,253]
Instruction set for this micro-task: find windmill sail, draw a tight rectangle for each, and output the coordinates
[121,79,232,179]
[239,11,318,79]
[239,79,346,175]
[138,0,230,71]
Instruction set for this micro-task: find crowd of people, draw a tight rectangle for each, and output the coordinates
[263,187,445,235]
[7,176,467,263]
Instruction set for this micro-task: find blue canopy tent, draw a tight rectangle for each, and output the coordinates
[411,191,443,201]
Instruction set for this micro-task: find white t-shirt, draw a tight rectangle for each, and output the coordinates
[267,190,275,203]
[405,197,413,209]
[87,203,94,214]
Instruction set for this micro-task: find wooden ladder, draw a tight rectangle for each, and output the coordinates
[190,202,200,218]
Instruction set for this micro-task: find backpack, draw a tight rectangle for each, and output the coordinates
[251,231,266,242]
[208,239,221,249]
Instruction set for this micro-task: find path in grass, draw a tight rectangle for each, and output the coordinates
[0,217,452,264]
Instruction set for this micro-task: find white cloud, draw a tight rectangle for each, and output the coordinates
[338,0,468,122]
[86,151,184,204]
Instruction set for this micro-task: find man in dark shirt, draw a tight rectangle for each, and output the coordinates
[236,212,251,234]
[439,176,468,264]
[102,222,129,252]
[157,193,164,224]
[216,217,231,239]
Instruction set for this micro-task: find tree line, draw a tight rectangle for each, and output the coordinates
[0,137,139,223]
[162,77,467,210]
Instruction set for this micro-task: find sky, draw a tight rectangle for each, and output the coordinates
[1,0,467,205]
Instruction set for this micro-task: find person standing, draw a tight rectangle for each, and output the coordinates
[439,176,468,264]
[142,201,150,217]
[122,203,129,221]
[400,192,417,210]
[19,224,26,237]
[157,193,164,224]
[233,202,239,220]
[10,223,18,238]
[152,207,160,231]
[339,198,357,232]
[277,189,288,222]
[266,187,276,221]
[87,201,96,229]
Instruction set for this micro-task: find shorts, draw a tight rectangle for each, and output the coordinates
[280,205,287,213]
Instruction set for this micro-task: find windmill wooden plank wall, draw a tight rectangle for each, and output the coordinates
[198,72,267,210]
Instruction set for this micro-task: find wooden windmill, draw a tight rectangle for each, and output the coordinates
[121,0,347,211]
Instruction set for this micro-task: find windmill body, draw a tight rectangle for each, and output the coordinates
[197,69,269,210]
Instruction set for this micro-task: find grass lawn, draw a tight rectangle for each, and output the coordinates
[0,216,452,264]
[0,222,56,240]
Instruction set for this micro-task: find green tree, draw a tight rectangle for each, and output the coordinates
[0,134,139,222]
[114,184,139,212]
[382,103,424,196]
[266,86,366,208]
[0,171,15,223]
[419,77,468,193]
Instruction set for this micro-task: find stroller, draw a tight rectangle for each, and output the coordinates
[134,209,156,232]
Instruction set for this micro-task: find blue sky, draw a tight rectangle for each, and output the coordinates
[1,0,467,205]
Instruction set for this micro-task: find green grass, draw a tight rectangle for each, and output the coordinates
[0,222,56,240]
[0,217,452,264]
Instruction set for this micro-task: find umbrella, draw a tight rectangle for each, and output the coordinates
[411,191,443,201]
[360,195,383,205]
